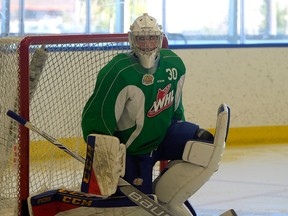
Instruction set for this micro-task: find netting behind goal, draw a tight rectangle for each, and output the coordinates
[0,34,168,216]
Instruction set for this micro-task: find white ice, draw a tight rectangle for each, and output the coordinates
[189,144,288,216]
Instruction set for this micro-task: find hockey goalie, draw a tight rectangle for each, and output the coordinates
[28,13,234,216]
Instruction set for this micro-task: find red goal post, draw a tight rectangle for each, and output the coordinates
[0,34,168,216]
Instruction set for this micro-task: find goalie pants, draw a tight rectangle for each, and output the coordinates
[122,119,200,195]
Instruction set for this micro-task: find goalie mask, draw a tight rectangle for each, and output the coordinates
[129,13,163,69]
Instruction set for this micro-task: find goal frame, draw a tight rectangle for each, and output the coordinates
[17,34,168,215]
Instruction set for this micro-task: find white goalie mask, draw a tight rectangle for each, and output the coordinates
[129,13,163,69]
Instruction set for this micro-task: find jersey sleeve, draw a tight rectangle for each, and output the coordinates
[81,55,126,141]
[173,96,185,121]
[173,70,186,121]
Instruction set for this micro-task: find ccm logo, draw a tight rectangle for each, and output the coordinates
[128,192,171,216]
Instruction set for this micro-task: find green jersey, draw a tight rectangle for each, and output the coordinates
[82,49,186,155]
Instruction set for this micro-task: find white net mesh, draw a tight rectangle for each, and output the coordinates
[0,37,22,216]
[0,35,136,215]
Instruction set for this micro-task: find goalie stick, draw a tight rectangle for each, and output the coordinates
[7,108,238,216]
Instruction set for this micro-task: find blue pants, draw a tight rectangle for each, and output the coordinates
[124,120,199,194]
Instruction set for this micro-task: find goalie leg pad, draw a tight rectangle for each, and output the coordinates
[153,160,207,205]
[153,160,206,216]
[153,104,230,214]
[81,134,126,197]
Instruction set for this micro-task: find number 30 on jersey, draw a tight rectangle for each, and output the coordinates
[166,68,178,80]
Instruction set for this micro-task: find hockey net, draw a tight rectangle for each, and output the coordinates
[0,34,168,216]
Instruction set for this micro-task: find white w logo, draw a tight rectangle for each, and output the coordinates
[147,84,174,117]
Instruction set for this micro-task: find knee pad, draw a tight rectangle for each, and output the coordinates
[182,140,215,167]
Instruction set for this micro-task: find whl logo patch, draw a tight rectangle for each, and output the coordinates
[147,84,174,117]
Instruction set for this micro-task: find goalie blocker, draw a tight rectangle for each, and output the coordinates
[81,134,126,197]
